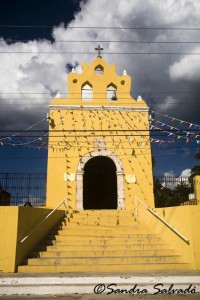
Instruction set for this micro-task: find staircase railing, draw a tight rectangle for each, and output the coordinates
[134,195,190,244]
[20,197,68,243]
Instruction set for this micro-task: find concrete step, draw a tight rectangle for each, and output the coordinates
[68,210,135,216]
[18,262,191,273]
[43,237,163,245]
[64,220,136,226]
[64,214,135,219]
[58,223,143,230]
[65,215,136,223]
[2,274,199,295]
[36,243,170,252]
[31,249,175,258]
[46,235,162,243]
[17,210,191,274]
[67,215,135,221]
[25,255,182,266]
[51,228,151,235]
[49,231,157,238]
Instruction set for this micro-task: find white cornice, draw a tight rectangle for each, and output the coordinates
[49,105,149,112]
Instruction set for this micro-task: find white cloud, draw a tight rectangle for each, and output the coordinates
[162,171,177,189]
[169,48,200,81]
[180,168,191,177]
[162,168,191,189]
[155,96,177,111]
[1,0,200,128]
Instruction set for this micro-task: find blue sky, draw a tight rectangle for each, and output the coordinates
[0,0,199,176]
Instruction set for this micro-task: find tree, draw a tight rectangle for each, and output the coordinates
[172,182,193,205]
[151,151,156,170]
[153,178,193,208]
[153,177,162,207]
[190,150,200,185]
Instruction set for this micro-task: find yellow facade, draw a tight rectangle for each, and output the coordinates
[46,57,154,210]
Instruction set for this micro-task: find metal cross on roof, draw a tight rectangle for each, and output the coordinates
[95,45,103,58]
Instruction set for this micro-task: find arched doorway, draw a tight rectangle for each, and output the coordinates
[83,156,117,209]
[76,150,125,210]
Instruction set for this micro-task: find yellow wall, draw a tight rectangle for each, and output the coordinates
[194,175,200,202]
[136,176,200,269]
[0,207,65,272]
[46,57,154,210]
[0,207,18,272]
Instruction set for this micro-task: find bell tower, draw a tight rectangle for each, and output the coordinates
[46,47,154,210]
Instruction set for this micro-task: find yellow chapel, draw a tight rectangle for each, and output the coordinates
[46,47,154,211]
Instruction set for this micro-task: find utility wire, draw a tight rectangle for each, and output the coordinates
[1,25,200,30]
[0,99,197,103]
[0,103,198,107]
[1,51,200,55]
[0,134,199,137]
[0,129,199,132]
[0,97,199,101]
[0,91,197,94]
[4,39,200,43]
[0,96,199,99]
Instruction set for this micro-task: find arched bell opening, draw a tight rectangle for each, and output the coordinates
[81,82,93,100]
[107,83,118,101]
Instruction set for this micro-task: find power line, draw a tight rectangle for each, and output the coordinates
[0,97,199,100]
[0,135,199,139]
[0,100,198,103]
[0,91,197,94]
[1,25,200,30]
[0,100,197,105]
[1,133,199,138]
[5,39,200,44]
[0,109,50,111]
[1,51,200,55]
[0,144,198,151]
[0,129,199,132]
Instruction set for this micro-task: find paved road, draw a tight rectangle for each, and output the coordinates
[0,294,199,300]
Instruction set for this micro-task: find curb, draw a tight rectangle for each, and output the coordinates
[0,275,200,295]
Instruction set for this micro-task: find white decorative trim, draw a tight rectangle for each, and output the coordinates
[123,69,127,75]
[137,95,143,101]
[55,92,62,99]
[49,105,149,112]
[125,174,137,184]
[64,173,75,182]
[76,150,125,210]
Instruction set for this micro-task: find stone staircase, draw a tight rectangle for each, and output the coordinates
[18,210,191,272]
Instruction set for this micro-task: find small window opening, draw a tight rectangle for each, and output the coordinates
[82,82,93,100]
[107,84,118,101]
[95,65,104,75]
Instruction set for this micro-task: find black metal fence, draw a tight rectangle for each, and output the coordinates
[0,173,197,208]
[0,173,46,206]
[154,175,197,207]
